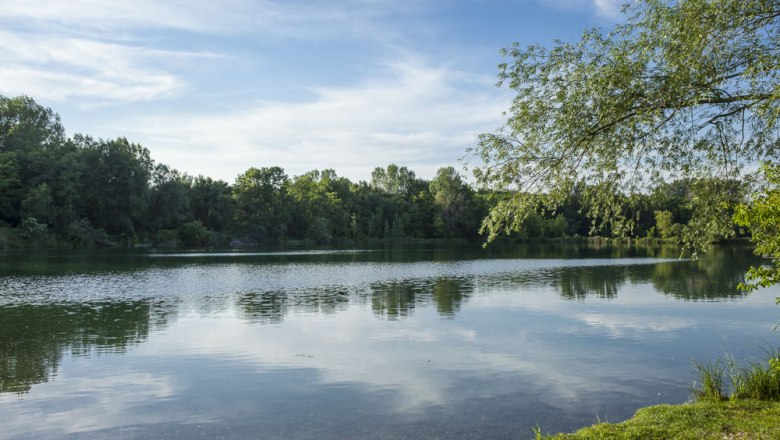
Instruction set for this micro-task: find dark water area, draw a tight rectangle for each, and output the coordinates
[0,243,778,439]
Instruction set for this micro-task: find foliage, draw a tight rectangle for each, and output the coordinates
[233,166,293,244]
[473,0,779,249]
[429,166,472,237]
[147,164,190,232]
[0,95,65,153]
[178,220,213,247]
[76,135,153,236]
[19,217,46,240]
[21,183,53,225]
[370,164,420,197]
[0,94,749,248]
[734,163,780,293]
[189,175,233,232]
[65,218,108,247]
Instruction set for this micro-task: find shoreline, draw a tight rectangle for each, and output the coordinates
[537,400,780,439]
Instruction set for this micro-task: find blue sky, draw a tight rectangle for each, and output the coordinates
[0,0,622,182]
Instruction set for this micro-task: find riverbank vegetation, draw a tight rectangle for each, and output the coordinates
[536,400,780,439]
[0,95,751,249]
[537,351,780,439]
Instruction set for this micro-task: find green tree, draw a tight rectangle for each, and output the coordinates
[288,170,348,242]
[232,166,292,244]
[178,220,213,247]
[430,166,471,237]
[20,183,53,225]
[0,152,21,224]
[473,0,779,251]
[369,164,429,238]
[147,164,191,232]
[52,151,83,231]
[734,163,780,293]
[77,136,153,237]
[654,210,674,239]
[189,176,233,232]
[0,96,65,155]
[0,96,65,226]
[370,164,418,197]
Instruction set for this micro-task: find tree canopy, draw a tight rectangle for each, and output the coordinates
[0,93,762,252]
[473,0,779,271]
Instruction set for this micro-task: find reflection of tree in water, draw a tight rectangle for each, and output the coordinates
[369,282,419,320]
[237,291,287,325]
[554,266,624,300]
[545,245,758,301]
[368,277,474,320]
[650,246,758,300]
[0,301,171,394]
[432,278,469,318]
[236,288,350,324]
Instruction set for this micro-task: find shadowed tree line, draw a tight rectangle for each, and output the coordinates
[0,95,743,249]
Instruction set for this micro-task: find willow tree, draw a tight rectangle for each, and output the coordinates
[473,0,779,264]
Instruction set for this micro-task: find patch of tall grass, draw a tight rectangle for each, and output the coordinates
[693,348,780,402]
[692,359,727,401]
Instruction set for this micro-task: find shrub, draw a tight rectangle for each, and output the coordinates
[178,220,213,247]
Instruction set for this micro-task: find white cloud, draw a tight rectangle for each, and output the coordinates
[577,312,694,336]
[593,0,625,17]
[0,31,208,103]
[541,0,625,19]
[118,59,509,181]
[0,0,425,40]
[0,0,428,106]
[140,306,620,412]
[0,371,182,437]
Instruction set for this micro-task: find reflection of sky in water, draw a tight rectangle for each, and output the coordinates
[0,248,778,439]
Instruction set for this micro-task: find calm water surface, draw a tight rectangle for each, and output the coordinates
[0,244,778,439]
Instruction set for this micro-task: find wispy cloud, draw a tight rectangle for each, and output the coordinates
[0,0,426,39]
[1,371,181,436]
[593,0,625,17]
[0,31,197,102]
[0,0,431,105]
[120,59,508,181]
[541,0,625,19]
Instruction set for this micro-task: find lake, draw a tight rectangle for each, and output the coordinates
[1,243,778,439]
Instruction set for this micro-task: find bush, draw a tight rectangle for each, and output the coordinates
[66,218,109,247]
[178,220,213,247]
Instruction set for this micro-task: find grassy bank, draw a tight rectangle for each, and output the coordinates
[539,351,780,439]
[537,400,780,439]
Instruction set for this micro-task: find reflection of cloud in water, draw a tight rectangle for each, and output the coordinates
[1,371,180,437]
[139,306,643,412]
[576,313,694,336]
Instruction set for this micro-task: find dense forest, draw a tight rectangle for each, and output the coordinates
[0,95,730,248]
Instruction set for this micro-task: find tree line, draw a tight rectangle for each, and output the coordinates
[0,95,738,248]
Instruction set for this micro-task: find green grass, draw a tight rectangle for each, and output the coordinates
[535,351,780,439]
[730,350,780,401]
[693,359,728,402]
[536,400,780,439]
